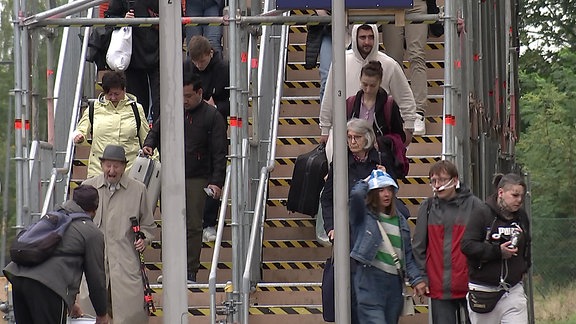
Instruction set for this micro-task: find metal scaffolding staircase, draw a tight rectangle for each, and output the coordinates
[67,13,446,324]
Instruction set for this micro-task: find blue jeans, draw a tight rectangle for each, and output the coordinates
[354,264,403,324]
[185,0,223,56]
[318,34,332,101]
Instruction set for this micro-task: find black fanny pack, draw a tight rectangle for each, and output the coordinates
[468,289,506,313]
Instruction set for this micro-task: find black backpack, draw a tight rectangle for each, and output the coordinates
[10,210,91,266]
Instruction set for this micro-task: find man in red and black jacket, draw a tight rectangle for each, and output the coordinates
[412,160,485,324]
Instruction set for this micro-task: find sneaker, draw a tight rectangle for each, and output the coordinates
[187,273,197,284]
[413,113,426,136]
[202,226,217,242]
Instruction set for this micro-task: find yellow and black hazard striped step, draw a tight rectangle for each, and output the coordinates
[287,42,444,52]
[284,80,321,89]
[281,97,320,105]
[277,137,319,145]
[278,117,320,125]
[287,61,445,70]
[269,197,426,208]
[151,239,326,249]
[145,261,325,271]
[403,61,445,69]
[151,304,428,316]
[264,218,315,228]
[154,218,315,229]
[409,156,441,164]
[291,9,316,15]
[411,135,442,143]
[285,80,444,88]
[268,176,429,187]
[73,158,88,167]
[275,156,440,166]
[150,305,324,317]
[148,283,321,294]
[398,197,426,205]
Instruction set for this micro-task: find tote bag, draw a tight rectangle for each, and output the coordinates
[106,26,132,71]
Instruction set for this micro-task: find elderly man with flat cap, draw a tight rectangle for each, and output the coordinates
[78,144,155,323]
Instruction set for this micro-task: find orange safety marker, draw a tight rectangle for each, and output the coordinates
[182,17,192,25]
[455,60,461,69]
[14,119,30,130]
[46,69,54,77]
[251,58,258,69]
[445,114,456,126]
[230,116,243,127]
[241,52,248,63]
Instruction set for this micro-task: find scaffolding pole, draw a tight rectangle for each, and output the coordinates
[158,0,188,322]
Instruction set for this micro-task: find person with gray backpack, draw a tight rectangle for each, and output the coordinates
[3,185,109,324]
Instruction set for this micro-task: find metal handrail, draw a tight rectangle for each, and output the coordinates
[40,8,93,217]
[209,165,232,324]
[241,14,289,323]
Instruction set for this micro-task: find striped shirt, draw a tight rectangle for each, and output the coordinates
[371,213,403,275]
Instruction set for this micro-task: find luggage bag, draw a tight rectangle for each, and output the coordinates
[129,153,161,212]
[286,144,329,216]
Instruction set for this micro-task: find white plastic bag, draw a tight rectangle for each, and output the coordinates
[106,26,132,71]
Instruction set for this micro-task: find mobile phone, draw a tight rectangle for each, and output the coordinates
[204,187,214,197]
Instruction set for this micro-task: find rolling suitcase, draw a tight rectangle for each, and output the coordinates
[129,152,161,212]
[287,143,329,216]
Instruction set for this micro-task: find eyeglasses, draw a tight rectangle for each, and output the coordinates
[429,177,452,186]
[347,135,364,142]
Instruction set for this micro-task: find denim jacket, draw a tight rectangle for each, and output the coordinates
[349,180,424,287]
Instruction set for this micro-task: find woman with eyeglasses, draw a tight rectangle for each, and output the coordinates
[412,160,485,324]
[320,118,397,323]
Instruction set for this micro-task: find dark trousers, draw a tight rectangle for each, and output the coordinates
[202,195,219,228]
[186,178,209,275]
[125,65,161,124]
[430,298,470,324]
[11,276,67,324]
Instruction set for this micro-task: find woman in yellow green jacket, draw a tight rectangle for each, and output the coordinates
[73,71,150,178]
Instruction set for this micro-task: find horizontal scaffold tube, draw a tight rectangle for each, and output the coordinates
[26,13,441,28]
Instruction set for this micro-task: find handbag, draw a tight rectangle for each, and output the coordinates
[106,26,132,71]
[376,221,415,316]
[321,255,335,322]
[468,289,506,313]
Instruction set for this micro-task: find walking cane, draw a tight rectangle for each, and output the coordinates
[130,217,156,314]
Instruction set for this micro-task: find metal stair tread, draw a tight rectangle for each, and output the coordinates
[151,239,330,249]
[148,282,322,292]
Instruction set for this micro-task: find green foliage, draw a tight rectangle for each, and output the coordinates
[517,65,576,218]
[520,0,576,55]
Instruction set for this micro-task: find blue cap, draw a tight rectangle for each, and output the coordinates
[367,169,398,193]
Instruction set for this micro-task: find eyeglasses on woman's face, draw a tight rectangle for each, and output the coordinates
[347,134,364,143]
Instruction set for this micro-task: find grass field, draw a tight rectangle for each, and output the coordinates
[534,282,576,323]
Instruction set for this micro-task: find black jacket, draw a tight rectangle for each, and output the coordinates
[106,0,159,69]
[184,57,231,120]
[143,101,228,187]
[461,194,532,287]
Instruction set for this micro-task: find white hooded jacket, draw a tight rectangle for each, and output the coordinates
[319,24,417,135]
